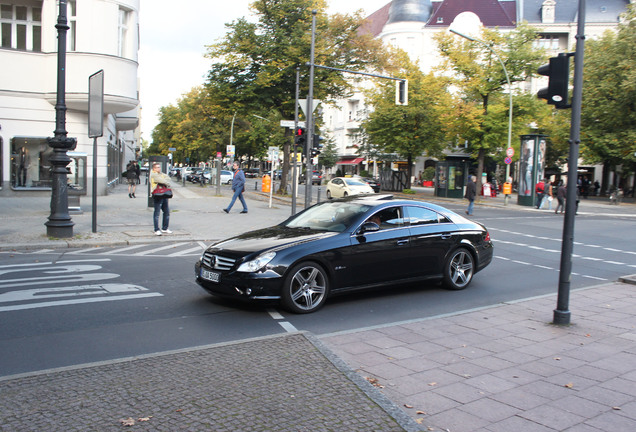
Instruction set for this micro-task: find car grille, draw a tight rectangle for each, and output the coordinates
[202,251,237,271]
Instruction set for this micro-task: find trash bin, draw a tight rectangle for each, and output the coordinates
[262,174,271,193]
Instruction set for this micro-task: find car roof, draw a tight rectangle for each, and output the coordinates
[334,194,456,213]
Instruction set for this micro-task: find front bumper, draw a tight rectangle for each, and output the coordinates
[194,261,282,301]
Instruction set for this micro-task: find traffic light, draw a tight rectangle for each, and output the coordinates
[537,53,570,109]
[311,134,322,157]
[396,80,408,106]
[294,127,306,147]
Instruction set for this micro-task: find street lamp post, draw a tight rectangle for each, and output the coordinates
[450,29,513,205]
[46,0,77,238]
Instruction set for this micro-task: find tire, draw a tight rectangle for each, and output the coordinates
[281,262,329,313]
[326,190,332,199]
[343,192,348,197]
[443,248,474,290]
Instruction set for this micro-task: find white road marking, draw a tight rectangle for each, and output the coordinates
[0,292,163,312]
[0,273,119,289]
[267,309,298,332]
[0,283,151,302]
[134,243,190,256]
[101,244,147,255]
[167,246,205,257]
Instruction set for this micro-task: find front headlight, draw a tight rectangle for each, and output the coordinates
[237,251,276,273]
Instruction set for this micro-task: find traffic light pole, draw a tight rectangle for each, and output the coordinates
[292,67,300,215]
[554,0,586,325]
[304,10,317,209]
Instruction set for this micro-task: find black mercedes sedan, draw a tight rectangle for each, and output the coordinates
[195,195,493,313]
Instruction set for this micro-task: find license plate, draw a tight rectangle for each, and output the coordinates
[201,269,220,283]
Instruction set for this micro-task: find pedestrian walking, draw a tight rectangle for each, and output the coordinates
[535,178,545,209]
[223,161,248,214]
[555,180,566,214]
[150,162,172,235]
[126,160,140,198]
[539,178,553,210]
[464,175,477,216]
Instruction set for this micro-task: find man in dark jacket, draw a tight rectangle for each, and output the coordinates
[465,175,477,215]
[223,161,248,214]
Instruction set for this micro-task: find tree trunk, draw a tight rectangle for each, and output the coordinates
[476,147,486,193]
[278,133,291,194]
[601,160,611,196]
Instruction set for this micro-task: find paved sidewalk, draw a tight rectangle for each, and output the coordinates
[322,280,636,432]
[0,333,418,432]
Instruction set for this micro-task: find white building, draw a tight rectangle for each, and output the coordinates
[322,0,629,185]
[0,0,140,197]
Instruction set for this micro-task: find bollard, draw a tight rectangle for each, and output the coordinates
[317,187,321,203]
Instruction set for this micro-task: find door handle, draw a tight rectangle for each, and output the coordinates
[441,233,452,239]
[397,239,409,246]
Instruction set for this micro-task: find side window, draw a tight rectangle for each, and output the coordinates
[365,207,404,230]
[405,206,440,225]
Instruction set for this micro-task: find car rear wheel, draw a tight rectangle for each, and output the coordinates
[443,248,474,290]
[282,262,329,313]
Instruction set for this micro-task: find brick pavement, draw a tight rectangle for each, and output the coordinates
[321,281,636,432]
[0,333,418,432]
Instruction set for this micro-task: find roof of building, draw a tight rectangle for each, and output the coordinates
[428,0,516,28]
[520,0,628,24]
[361,0,628,37]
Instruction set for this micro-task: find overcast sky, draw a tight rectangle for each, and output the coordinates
[137,0,390,142]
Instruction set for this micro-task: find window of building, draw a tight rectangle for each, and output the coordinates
[534,34,562,51]
[118,7,129,57]
[0,3,42,52]
[68,0,76,51]
[10,137,54,189]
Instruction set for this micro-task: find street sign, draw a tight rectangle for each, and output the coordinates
[504,157,512,165]
[280,120,306,128]
[506,147,514,157]
[168,147,176,152]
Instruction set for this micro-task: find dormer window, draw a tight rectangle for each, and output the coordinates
[437,17,443,24]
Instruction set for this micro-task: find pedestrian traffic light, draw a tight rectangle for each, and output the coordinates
[295,127,306,147]
[537,53,570,109]
[395,79,408,106]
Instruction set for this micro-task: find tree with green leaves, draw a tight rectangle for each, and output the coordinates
[435,24,545,189]
[204,0,390,192]
[581,5,636,194]
[363,55,452,189]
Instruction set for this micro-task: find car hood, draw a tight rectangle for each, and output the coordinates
[209,226,338,255]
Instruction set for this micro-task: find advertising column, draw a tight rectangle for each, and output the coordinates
[517,134,547,206]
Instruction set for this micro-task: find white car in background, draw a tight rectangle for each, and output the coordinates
[326,177,375,199]
[203,169,234,184]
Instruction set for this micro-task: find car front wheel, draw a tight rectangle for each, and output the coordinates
[282,262,329,313]
[443,248,474,290]
[326,190,332,199]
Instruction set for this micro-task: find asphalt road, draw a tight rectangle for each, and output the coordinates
[1,204,634,376]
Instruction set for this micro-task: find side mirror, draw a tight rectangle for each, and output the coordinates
[358,222,380,235]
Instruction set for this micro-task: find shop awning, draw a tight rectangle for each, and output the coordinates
[336,157,365,165]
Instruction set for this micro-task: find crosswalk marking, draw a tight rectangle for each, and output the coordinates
[167,246,204,257]
[101,244,147,255]
[134,242,191,256]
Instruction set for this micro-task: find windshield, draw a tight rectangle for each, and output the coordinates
[343,178,367,186]
[282,201,372,232]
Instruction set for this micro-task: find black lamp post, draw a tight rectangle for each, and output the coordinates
[45,0,77,238]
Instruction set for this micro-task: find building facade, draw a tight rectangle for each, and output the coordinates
[0,0,140,197]
[322,0,630,187]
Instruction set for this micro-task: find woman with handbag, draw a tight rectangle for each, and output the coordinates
[150,163,173,235]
